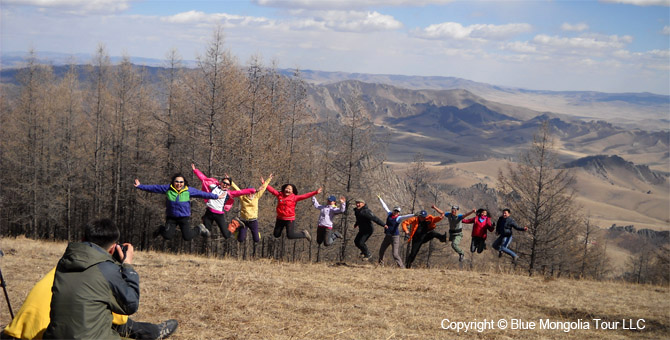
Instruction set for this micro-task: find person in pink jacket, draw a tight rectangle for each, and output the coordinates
[191,164,256,238]
[266,183,322,241]
[462,208,494,254]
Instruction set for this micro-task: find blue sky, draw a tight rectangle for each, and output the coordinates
[1,0,669,94]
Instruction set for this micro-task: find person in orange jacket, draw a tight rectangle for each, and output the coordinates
[401,206,446,268]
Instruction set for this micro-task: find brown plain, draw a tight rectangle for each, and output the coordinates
[0,237,668,340]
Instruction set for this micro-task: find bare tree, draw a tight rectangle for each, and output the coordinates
[497,122,581,276]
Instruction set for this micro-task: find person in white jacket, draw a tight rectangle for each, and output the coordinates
[312,195,345,247]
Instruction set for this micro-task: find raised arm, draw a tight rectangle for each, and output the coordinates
[312,196,323,209]
[256,174,273,199]
[431,204,445,216]
[191,163,208,182]
[462,209,476,219]
[294,187,322,201]
[377,195,391,214]
[266,184,280,198]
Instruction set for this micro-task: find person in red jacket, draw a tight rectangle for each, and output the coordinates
[462,208,494,254]
[267,183,322,241]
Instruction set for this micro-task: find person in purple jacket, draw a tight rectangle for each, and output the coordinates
[134,174,224,241]
[312,195,346,247]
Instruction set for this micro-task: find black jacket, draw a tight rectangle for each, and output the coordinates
[354,205,385,230]
[496,216,524,236]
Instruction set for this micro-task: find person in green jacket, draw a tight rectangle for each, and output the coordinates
[43,219,141,340]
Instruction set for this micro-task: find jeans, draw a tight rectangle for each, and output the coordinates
[493,235,517,258]
[316,226,337,246]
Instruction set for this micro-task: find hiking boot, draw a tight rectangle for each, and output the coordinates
[302,229,312,242]
[333,231,343,239]
[498,251,503,258]
[156,319,178,339]
[459,254,464,262]
[197,224,211,238]
[512,255,519,264]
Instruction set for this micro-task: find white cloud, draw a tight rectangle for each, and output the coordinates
[600,0,670,6]
[253,0,453,10]
[561,22,589,32]
[532,33,632,51]
[2,0,132,14]
[161,10,273,28]
[162,9,400,33]
[415,22,531,41]
[662,26,670,35]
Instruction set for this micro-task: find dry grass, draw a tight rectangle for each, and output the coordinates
[1,236,668,340]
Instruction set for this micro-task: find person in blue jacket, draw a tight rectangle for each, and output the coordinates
[377,195,414,268]
[134,174,223,241]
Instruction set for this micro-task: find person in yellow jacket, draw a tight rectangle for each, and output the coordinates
[230,173,273,243]
[2,267,177,340]
[401,207,446,268]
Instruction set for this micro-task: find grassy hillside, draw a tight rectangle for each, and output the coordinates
[0,237,667,339]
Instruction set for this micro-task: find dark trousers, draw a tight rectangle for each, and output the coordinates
[379,234,404,268]
[470,236,487,253]
[159,216,197,241]
[406,230,445,268]
[354,227,373,257]
[113,318,161,340]
[316,226,337,246]
[238,219,260,243]
[202,209,231,239]
[273,219,306,239]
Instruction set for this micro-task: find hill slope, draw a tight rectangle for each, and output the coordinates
[1,237,668,339]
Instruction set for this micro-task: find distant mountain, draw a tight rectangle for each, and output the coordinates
[562,155,668,185]
[304,80,669,166]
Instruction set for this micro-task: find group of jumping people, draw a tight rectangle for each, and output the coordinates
[133,166,527,268]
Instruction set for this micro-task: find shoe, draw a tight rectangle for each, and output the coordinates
[302,230,312,242]
[512,255,519,264]
[197,224,211,238]
[156,319,178,339]
[333,231,343,239]
[498,251,503,258]
[362,256,371,261]
[459,254,464,262]
[152,226,163,239]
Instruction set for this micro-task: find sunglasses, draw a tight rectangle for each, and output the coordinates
[174,181,184,183]
[221,182,231,186]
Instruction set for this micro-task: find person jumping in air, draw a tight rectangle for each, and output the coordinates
[229,174,273,244]
[191,164,256,238]
[134,174,224,241]
[353,198,387,261]
[312,195,346,247]
[401,207,446,268]
[377,195,414,268]
[267,182,322,242]
[492,208,528,263]
[435,205,475,262]
[462,208,494,254]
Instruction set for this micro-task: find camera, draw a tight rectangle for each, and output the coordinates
[113,244,128,262]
